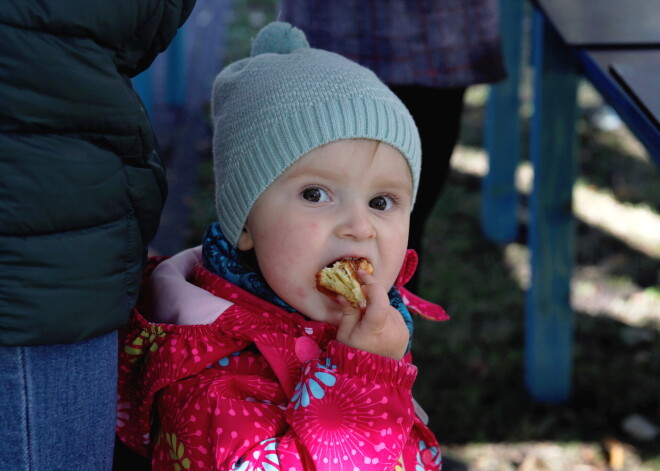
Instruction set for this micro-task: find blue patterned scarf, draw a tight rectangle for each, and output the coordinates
[202,222,413,351]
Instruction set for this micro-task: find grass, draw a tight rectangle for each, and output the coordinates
[408,85,660,470]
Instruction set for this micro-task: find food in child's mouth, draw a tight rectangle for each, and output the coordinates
[316,258,373,306]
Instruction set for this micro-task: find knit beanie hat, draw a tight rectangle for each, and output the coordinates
[212,21,421,246]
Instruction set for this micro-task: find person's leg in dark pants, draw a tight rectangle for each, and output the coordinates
[389,85,466,292]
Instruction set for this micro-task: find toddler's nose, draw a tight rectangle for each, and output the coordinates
[337,204,376,241]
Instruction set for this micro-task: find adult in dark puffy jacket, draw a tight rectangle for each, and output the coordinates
[0,1,195,468]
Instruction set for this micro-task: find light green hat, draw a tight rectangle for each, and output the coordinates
[212,21,421,246]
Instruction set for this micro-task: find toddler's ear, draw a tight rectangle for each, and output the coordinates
[237,227,254,251]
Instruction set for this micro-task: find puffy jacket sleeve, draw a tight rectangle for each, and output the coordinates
[117,0,196,76]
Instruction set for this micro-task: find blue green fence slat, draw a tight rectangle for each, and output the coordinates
[482,0,525,243]
[525,10,579,403]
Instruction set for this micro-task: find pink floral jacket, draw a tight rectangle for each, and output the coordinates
[117,252,447,470]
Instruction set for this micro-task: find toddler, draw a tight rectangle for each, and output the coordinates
[117,22,448,470]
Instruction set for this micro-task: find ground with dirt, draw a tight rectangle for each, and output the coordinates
[408,87,660,471]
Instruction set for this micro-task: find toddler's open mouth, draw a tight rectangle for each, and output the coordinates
[324,256,369,269]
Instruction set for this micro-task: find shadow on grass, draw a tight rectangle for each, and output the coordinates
[410,171,660,465]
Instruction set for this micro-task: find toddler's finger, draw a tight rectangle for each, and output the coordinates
[357,270,389,303]
[336,297,361,338]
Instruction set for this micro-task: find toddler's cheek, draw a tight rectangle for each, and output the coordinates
[294,286,307,299]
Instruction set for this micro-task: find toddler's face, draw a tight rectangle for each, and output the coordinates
[238,139,412,325]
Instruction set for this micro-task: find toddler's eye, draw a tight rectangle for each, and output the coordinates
[301,187,329,203]
[369,195,394,211]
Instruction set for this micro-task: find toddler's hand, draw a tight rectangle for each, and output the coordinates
[335,270,409,360]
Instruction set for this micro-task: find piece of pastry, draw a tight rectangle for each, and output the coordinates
[316,258,373,305]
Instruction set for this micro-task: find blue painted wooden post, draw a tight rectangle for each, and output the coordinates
[131,26,187,117]
[166,29,187,107]
[525,10,579,402]
[482,0,525,242]
[132,68,153,117]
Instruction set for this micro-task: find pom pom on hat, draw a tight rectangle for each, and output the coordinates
[251,22,309,57]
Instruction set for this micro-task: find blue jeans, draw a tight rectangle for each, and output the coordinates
[0,331,117,471]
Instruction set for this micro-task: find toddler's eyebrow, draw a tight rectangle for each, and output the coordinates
[375,178,413,198]
[287,168,411,195]
[282,166,338,182]
[381,177,412,191]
